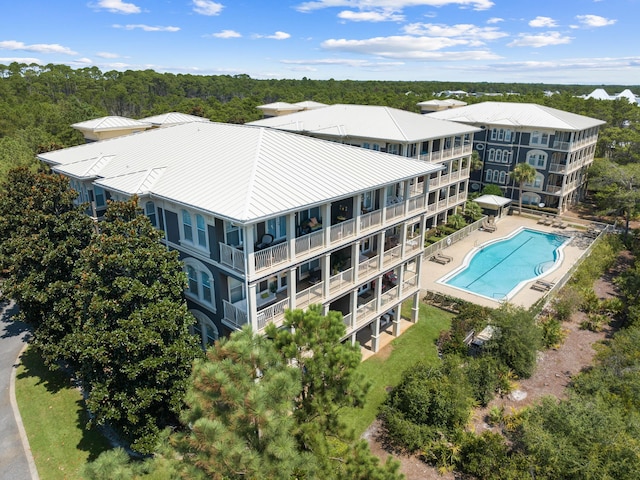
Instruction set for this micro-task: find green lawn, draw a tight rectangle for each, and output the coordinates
[15,348,112,480]
[341,301,452,436]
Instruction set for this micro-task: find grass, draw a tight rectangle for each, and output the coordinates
[14,348,112,480]
[341,301,452,437]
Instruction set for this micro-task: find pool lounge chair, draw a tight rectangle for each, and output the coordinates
[552,219,567,229]
[430,253,451,265]
[437,252,453,262]
[531,279,555,291]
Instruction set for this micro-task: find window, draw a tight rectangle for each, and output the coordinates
[492,171,499,183]
[499,171,506,184]
[488,149,495,162]
[495,150,503,163]
[362,142,370,149]
[527,150,547,169]
[497,129,504,141]
[225,222,243,246]
[184,258,215,306]
[530,131,549,146]
[503,151,511,164]
[182,210,193,242]
[229,277,245,304]
[505,130,512,142]
[485,169,492,182]
[490,128,497,140]
[361,190,373,211]
[387,143,399,155]
[93,186,106,207]
[266,215,287,240]
[145,201,157,227]
[196,214,207,247]
[525,173,544,190]
[190,310,218,348]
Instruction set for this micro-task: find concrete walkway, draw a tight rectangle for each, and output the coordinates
[0,300,38,480]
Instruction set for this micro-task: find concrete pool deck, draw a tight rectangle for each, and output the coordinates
[420,214,596,310]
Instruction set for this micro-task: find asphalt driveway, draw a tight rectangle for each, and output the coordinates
[0,300,38,480]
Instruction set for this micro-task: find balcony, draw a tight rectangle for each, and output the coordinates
[359,209,383,233]
[223,296,289,332]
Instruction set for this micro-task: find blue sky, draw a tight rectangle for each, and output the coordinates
[2,0,637,85]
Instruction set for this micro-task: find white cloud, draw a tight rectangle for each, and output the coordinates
[96,51,121,58]
[487,17,503,24]
[0,40,78,55]
[282,58,404,67]
[192,0,224,16]
[529,16,557,28]
[112,24,180,32]
[507,31,572,48]
[576,14,616,27]
[338,10,404,22]
[296,0,494,13]
[255,31,291,40]
[0,57,41,64]
[322,35,500,60]
[75,57,93,64]
[211,30,241,38]
[92,0,141,14]
[403,23,507,41]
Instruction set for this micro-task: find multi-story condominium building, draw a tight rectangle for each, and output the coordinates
[427,102,605,212]
[249,104,480,229]
[38,121,444,352]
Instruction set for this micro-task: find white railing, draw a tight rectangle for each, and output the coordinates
[329,267,354,293]
[295,229,324,256]
[381,285,399,306]
[405,237,422,253]
[255,242,289,272]
[356,299,377,327]
[360,210,383,232]
[296,283,324,309]
[386,202,405,221]
[383,245,402,266]
[343,312,353,329]
[549,163,567,174]
[358,255,379,277]
[257,298,288,331]
[408,195,425,212]
[223,300,248,329]
[403,273,418,289]
[330,218,356,243]
[219,243,245,271]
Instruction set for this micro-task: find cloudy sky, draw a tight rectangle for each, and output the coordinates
[2,0,636,85]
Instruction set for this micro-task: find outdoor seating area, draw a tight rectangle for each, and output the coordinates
[530,279,555,292]
[481,216,496,232]
[430,252,453,264]
[538,214,553,226]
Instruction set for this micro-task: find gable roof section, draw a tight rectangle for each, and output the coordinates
[248,104,479,142]
[138,112,211,127]
[427,102,605,130]
[40,122,443,224]
[71,116,151,132]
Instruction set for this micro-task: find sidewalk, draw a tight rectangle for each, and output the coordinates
[0,300,38,480]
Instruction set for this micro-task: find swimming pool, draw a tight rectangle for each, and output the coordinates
[439,228,570,301]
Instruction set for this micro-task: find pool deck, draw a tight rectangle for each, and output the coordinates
[420,214,595,310]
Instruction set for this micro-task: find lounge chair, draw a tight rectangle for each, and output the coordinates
[537,215,547,225]
[430,254,450,265]
[437,252,453,262]
[482,220,496,232]
[552,219,567,229]
[531,282,549,292]
[532,279,555,291]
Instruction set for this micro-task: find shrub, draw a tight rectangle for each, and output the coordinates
[539,315,567,349]
[551,286,582,321]
[464,356,505,407]
[580,313,608,332]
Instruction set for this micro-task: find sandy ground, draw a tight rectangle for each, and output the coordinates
[364,249,632,480]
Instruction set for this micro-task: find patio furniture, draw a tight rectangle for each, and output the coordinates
[482,219,496,232]
[437,252,453,262]
[430,253,451,265]
[255,233,274,250]
[552,219,567,229]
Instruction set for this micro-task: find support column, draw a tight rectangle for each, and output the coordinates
[244,227,255,277]
[411,290,420,323]
[287,213,297,262]
[247,283,258,331]
[371,317,381,353]
[322,253,331,299]
[352,240,361,286]
[288,267,297,310]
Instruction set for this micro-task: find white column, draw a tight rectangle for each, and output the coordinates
[247,283,258,331]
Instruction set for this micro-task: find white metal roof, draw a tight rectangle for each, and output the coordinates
[416,99,467,107]
[256,102,303,113]
[293,100,329,110]
[71,116,152,132]
[248,104,479,142]
[138,112,211,126]
[428,102,605,130]
[40,122,443,224]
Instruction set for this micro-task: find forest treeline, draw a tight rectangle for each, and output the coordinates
[1,62,640,157]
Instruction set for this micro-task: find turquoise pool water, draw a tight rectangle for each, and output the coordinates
[441,228,569,301]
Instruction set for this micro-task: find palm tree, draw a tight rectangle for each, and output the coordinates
[511,163,537,213]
